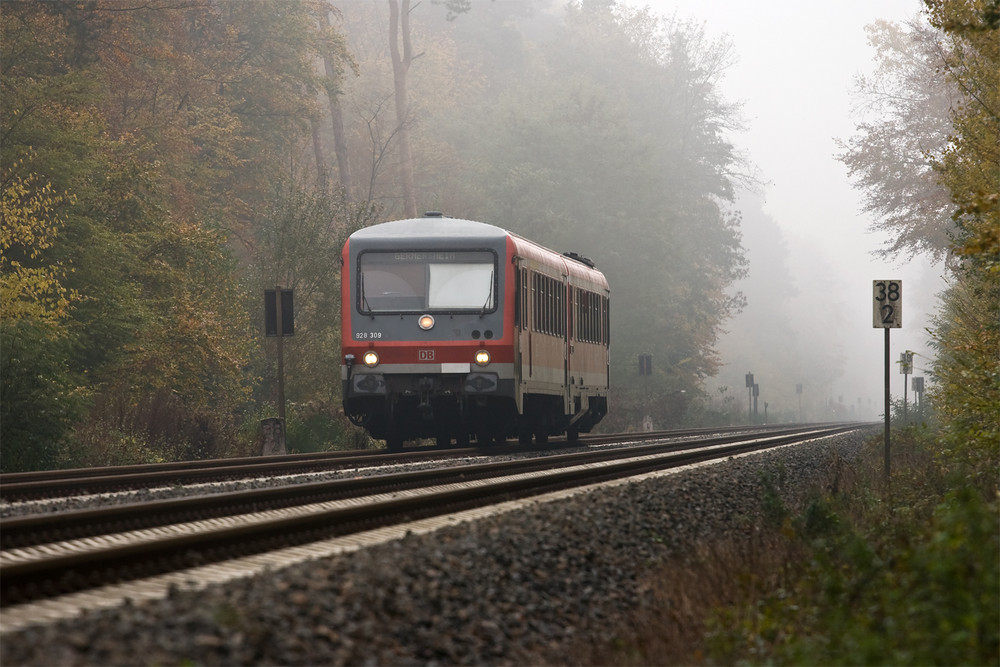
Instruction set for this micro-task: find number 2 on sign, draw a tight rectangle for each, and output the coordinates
[873,280,902,328]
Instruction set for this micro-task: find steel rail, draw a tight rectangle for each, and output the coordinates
[0,423,833,501]
[0,424,870,607]
[1,424,840,549]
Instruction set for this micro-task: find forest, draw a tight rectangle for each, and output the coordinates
[2,0,996,474]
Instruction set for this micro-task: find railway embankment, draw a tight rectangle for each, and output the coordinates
[2,430,874,665]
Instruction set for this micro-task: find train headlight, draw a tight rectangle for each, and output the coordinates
[474,349,491,366]
[418,314,435,330]
[362,350,380,367]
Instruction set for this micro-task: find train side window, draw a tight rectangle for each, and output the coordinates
[573,287,583,340]
[572,288,607,344]
[517,269,531,329]
[601,297,611,345]
[540,275,546,334]
[524,269,530,330]
[528,272,570,338]
[548,277,554,335]
[532,272,540,333]
[514,267,521,327]
[568,286,575,340]
[549,277,555,335]
[560,279,566,336]
[524,268,532,331]
[590,291,597,342]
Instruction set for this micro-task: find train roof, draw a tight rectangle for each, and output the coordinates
[349,216,509,243]
[350,215,607,288]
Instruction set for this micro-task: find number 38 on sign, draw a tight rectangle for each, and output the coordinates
[873,280,902,328]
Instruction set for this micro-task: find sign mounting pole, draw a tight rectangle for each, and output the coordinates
[264,287,295,420]
[884,327,890,475]
[276,285,286,421]
[263,287,294,456]
[873,279,902,480]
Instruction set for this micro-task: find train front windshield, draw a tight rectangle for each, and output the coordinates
[359,250,497,313]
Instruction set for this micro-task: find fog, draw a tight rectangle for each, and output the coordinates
[3,0,973,476]
[333,0,947,423]
[631,0,942,420]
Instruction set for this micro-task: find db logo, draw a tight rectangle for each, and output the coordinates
[418,349,435,361]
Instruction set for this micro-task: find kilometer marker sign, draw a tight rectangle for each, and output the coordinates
[873,279,902,328]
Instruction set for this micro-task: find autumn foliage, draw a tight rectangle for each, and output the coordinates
[3,0,759,470]
[5,0,990,473]
[1,1,336,469]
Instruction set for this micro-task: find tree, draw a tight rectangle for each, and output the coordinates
[388,0,419,217]
[922,0,999,478]
[248,182,378,405]
[844,0,998,474]
[315,4,358,194]
[1,1,328,467]
[923,0,1000,270]
[246,181,380,449]
[1,4,110,470]
[838,19,960,262]
[0,160,84,471]
[1,168,76,326]
[427,2,750,425]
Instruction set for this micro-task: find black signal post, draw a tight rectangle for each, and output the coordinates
[900,350,913,424]
[265,287,294,421]
[638,354,652,376]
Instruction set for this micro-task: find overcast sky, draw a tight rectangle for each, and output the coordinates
[627,0,941,409]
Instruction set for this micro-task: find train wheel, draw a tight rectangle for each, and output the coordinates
[534,430,548,445]
[566,426,580,443]
[386,434,403,451]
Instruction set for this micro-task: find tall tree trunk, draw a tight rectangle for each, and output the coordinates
[310,114,328,189]
[318,8,353,196]
[388,0,417,218]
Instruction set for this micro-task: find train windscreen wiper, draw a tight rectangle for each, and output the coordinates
[360,272,374,316]
[479,273,494,318]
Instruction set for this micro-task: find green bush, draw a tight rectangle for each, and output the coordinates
[706,434,999,666]
[251,401,373,455]
[0,319,86,472]
[61,419,174,468]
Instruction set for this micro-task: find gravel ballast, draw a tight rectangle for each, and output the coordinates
[0,432,867,666]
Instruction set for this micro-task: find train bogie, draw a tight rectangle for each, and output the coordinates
[341,214,609,448]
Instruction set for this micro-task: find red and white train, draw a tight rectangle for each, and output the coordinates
[341,213,609,448]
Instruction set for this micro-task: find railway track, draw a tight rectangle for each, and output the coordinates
[0,423,868,623]
[0,424,823,501]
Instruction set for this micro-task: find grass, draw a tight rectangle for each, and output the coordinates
[580,427,1000,666]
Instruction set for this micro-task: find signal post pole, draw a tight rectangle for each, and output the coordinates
[873,280,902,480]
[900,351,913,424]
[884,327,890,474]
[264,287,294,455]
